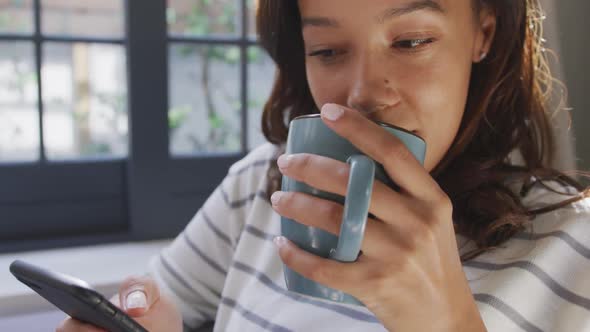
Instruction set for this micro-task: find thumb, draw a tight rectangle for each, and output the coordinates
[118,275,160,317]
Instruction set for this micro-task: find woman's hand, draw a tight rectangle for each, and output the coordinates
[56,276,182,332]
[271,103,486,332]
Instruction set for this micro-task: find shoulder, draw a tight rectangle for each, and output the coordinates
[465,180,590,261]
[227,142,280,176]
[520,179,587,209]
[221,142,281,197]
[522,180,590,231]
[506,180,590,252]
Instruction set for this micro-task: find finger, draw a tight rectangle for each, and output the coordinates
[56,317,107,332]
[277,153,414,222]
[118,275,160,317]
[320,103,443,201]
[274,236,368,295]
[271,191,400,256]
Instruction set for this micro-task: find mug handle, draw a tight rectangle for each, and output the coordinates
[329,154,375,262]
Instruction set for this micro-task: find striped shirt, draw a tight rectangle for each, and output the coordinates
[149,143,590,332]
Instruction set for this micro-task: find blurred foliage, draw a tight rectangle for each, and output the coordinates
[166,0,268,153]
[168,0,242,152]
[0,13,8,29]
[168,105,191,131]
[82,142,111,155]
[167,0,236,35]
[0,0,29,31]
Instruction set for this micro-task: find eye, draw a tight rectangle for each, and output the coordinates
[392,38,435,51]
[307,49,343,62]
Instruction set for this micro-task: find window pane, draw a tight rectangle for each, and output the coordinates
[167,0,239,36]
[0,0,33,34]
[42,43,128,160]
[42,0,124,38]
[0,41,39,162]
[247,47,274,150]
[247,0,257,37]
[169,44,241,155]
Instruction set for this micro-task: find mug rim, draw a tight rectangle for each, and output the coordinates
[292,113,425,143]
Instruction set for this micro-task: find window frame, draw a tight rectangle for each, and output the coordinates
[0,0,259,253]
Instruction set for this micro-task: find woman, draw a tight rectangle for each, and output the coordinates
[59,0,590,331]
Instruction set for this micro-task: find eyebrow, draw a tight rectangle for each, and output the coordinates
[301,0,445,29]
[376,0,445,24]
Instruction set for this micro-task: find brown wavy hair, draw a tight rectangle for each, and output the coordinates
[256,0,589,260]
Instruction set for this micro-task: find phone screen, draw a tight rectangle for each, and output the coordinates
[9,260,147,332]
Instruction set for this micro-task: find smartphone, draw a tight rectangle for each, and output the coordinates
[9,260,147,332]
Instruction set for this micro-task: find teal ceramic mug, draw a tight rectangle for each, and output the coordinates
[280,114,426,305]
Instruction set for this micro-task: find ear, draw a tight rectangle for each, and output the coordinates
[472,5,497,63]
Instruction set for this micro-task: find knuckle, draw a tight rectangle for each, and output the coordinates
[430,194,453,220]
[119,275,144,292]
[324,201,343,222]
[335,164,350,181]
[415,222,437,244]
[299,154,314,175]
[403,212,436,245]
[298,153,314,183]
[281,191,295,205]
[402,232,419,252]
[119,275,158,300]
[334,165,351,193]
[280,246,295,266]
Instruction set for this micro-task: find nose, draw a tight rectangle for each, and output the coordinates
[346,53,401,117]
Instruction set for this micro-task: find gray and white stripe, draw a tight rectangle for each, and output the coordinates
[464,260,590,311]
[149,143,590,331]
[474,293,543,332]
[513,230,590,260]
[220,297,293,332]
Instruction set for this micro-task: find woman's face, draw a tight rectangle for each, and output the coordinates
[298,0,495,171]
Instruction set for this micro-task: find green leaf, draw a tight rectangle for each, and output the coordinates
[230,101,241,110]
[0,13,8,29]
[168,105,191,130]
[178,45,196,57]
[247,47,261,62]
[248,98,263,108]
[209,114,223,129]
[82,142,112,155]
[186,3,210,35]
[223,48,240,64]
[166,7,177,25]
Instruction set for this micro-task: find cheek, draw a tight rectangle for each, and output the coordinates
[403,60,471,171]
[306,64,350,109]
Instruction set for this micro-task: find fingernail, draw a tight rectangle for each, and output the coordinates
[126,290,147,309]
[270,191,283,206]
[273,236,288,248]
[321,104,344,121]
[277,154,292,169]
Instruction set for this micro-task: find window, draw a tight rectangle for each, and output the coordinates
[0,0,274,252]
